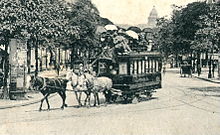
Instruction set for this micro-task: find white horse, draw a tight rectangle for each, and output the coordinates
[67,70,113,107]
[66,71,89,106]
[83,73,113,106]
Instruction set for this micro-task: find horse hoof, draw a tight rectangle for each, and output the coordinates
[39,109,42,112]
[64,104,68,107]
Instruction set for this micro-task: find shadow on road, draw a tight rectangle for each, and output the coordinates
[190,87,220,92]
[189,87,220,97]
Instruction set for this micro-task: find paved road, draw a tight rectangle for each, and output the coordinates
[0,71,220,135]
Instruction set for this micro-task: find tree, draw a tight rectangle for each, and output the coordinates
[194,3,220,51]
[0,0,27,99]
[21,0,79,75]
[171,2,209,55]
[68,0,102,64]
[194,3,220,78]
[155,17,175,59]
[155,2,210,67]
[0,0,79,98]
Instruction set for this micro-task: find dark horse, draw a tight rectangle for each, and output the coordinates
[29,76,69,111]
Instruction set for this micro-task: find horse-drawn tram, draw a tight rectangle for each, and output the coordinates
[96,51,162,103]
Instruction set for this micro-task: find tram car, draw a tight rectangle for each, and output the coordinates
[95,51,162,102]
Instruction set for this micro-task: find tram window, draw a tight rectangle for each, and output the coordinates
[130,61,134,75]
[138,60,142,74]
[151,59,154,72]
[142,60,145,74]
[134,61,138,75]
[119,62,127,75]
[149,59,152,73]
[154,59,157,72]
[145,60,149,73]
[155,60,159,72]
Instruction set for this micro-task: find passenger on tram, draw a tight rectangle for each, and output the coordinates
[113,34,132,55]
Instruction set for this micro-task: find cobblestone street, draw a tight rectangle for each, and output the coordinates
[0,70,220,135]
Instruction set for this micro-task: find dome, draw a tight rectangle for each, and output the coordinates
[149,6,158,18]
[147,6,158,28]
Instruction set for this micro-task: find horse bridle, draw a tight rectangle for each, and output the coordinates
[32,77,46,91]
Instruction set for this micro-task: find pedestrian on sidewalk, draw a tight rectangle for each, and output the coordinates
[55,63,61,76]
[162,66,166,76]
[197,64,201,77]
[212,61,217,78]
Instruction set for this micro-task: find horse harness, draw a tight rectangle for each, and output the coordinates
[35,77,64,92]
[71,73,93,91]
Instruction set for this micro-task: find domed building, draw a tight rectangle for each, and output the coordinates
[147,6,158,28]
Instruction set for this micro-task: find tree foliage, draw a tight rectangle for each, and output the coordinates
[68,0,101,48]
[155,2,211,57]
[155,17,174,58]
[193,3,220,52]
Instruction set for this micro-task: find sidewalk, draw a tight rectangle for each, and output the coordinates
[167,67,220,84]
[0,69,69,110]
[0,92,43,109]
[192,68,220,84]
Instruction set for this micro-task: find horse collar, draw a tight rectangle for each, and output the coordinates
[38,77,46,91]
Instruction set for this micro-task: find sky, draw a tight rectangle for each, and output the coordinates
[91,0,199,25]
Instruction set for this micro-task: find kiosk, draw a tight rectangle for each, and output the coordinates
[9,39,27,100]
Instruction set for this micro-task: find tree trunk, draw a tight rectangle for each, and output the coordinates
[40,48,43,71]
[175,53,178,68]
[46,48,48,70]
[208,55,212,78]
[27,40,31,74]
[70,48,74,69]
[2,43,9,99]
[196,52,201,72]
[64,49,67,70]
[205,51,208,68]
[57,47,61,76]
[35,40,39,76]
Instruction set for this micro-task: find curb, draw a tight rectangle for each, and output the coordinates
[0,94,56,110]
[192,75,220,84]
